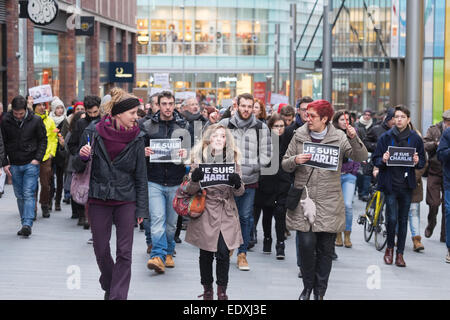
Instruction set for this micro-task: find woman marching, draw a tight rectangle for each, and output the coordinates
[282,100,367,300]
[184,123,245,300]
[73,88,149,300]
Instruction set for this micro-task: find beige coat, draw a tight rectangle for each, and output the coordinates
[282,123,368,233]
[184,164,245,252]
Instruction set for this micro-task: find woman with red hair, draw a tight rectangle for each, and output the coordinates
[282,99,368,300]
[253,99,267,123]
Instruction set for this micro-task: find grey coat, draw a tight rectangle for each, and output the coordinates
[282,123,368,233]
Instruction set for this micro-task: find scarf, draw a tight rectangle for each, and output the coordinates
[359,116,373,129]
[233,111,254,129]
[183,111,204,122]
[96,115,140,161]
[50,112,66,128]
[310,126,328,141]
[392,126,411,147]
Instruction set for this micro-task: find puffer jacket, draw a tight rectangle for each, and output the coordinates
[72,122,149,219]
[218,113,272,185]
[37,111,58,162]
[282,123,368,233]
[1,110,47,166]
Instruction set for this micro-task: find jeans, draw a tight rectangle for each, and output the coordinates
[199,233,230,286]
[234,188,256,254]
[445,190,450,248]
[408,203,420,237]
[148,182,178,263]
[357,173,371,197]
[385,188,413,254]
[10,163,40,227]
[341,174,357,231]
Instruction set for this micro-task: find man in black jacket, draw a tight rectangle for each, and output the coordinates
[142,91,190,274]
[1,96,47,237]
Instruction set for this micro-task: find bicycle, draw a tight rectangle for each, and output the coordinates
[357,183,388,251]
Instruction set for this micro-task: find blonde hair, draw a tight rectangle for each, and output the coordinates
[102,87,139,116]
[190,124,240,164]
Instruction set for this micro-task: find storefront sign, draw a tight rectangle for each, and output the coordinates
[387,146,416,167]
[199,163,236,189]
[254,82,266,103]
[150,139,182,163]
[219,77,237,83]
[20,0,59,26]
[75,16,95,36]
[29,84,53,104]
[108,62,135,83]
[303,142,340,171]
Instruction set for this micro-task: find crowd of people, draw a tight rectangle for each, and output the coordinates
[0,89,449,301]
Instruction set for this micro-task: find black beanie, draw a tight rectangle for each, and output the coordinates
[111,98,140,116]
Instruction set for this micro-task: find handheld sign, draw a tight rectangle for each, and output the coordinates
[199,163,236,189]
[150,139,182,163]
[387,146,416,167]
[29,84,53,104]
[303,142,340,171]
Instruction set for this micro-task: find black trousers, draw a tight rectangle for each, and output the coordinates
[297,230,336,297]
[199,233,230,287]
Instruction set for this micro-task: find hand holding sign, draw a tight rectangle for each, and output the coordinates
[413,152,419,165]
[145,147,154,157]
[382,151,390,163]
[295,153,312,165]
[228,173,242,189]
[191,168,205,182]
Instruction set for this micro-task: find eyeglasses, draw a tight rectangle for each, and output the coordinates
[306,113,320,119]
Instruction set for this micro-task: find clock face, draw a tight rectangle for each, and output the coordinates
[28,0,59,26]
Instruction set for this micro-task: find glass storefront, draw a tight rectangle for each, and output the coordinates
[33,28,60,97]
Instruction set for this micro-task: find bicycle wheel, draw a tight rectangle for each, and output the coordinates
[363,197,375,242]
[374,200,388,251]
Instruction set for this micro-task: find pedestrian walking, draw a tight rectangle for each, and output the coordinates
[1,96,47,237]
[73,88,149,300]
[32,102,58,217]
[356,109,375,202]
[218,93,272,271]
[282,99,368,300]
[185,124,244,300]
[423,110,450,242]
[332,110,361,248]
[372,105,426,267]
[437,125,450,263]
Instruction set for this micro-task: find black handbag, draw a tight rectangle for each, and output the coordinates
[286,168,314,210]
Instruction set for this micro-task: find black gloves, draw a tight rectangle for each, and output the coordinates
[228,173,242,189]
[191,168,204,182]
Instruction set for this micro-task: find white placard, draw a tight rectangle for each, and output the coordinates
[270,93,289,105]
[29,85,53,104]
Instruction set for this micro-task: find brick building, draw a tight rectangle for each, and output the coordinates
[2,0,137,108]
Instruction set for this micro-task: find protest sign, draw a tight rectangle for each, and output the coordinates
[199,163,236,188]
[154,73,170,88]
[29,85,53,104]
[270,93,289,105]
[150,139,182,163]
[387,146,416,167]
[303,142,340,171]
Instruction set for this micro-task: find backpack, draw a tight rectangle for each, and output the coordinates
[172,177,206,219]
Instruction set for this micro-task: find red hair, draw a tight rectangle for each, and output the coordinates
[307,100,334,124]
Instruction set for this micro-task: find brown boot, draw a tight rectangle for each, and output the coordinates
[344,231,352,248]
[395,253,406,267]
[165,254,175,268]
[335,232,343,247]
[384,247,394,265]
[412,236,424,252]
[217,285,228,300]
[197,284,213,300]
[147,257,165,274]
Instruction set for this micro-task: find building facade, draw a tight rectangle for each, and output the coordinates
[5,0,137,108]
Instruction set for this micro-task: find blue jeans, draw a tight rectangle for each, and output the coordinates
[385,188,412,254]
[10,163,40,227]
[445,190,450,248]
[148,182,178,263]
[357,173,371,197]
[235,188,256,254]
[408,203,420,237]
[341,174,357,231]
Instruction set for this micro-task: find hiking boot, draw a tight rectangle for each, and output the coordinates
[237,253,250,271]
[198,284,213,300]
[335,232,343,247]
[276,242,285,260]
[217,285,228,300]
[147,257,165,273]
[263,237,272,254]
[344,231,352,248]
[165,254,175,268]
[412,236,424,252]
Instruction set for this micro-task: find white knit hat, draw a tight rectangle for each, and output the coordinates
[51,96,65,112]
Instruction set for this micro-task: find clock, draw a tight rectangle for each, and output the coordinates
[27,0,59,26]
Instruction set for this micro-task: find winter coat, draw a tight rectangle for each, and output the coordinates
[0,127,4,165]
[141,110,190,187]
[281,123,368,233]
[218,113,272,185]
[423,122,444,176]
[1,110,47,166]
[37,111,58,162]
[184,163,245,252]
[363,121,391,153]
[372,128,426,194]
[72,122,149,219]
[411,164,428,203]
[68,116,100,156]
[437,128,450,190]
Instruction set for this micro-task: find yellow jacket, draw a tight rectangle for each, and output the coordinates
[38,111,58,162]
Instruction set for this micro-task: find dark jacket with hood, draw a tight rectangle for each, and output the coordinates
[72,120,149,219]
[141,109,190,186]
[1,110,47,166]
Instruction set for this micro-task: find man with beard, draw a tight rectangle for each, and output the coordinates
[182,97,207,146]
[218,93,272,271]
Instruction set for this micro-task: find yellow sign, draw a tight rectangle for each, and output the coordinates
[115,67,133,78]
